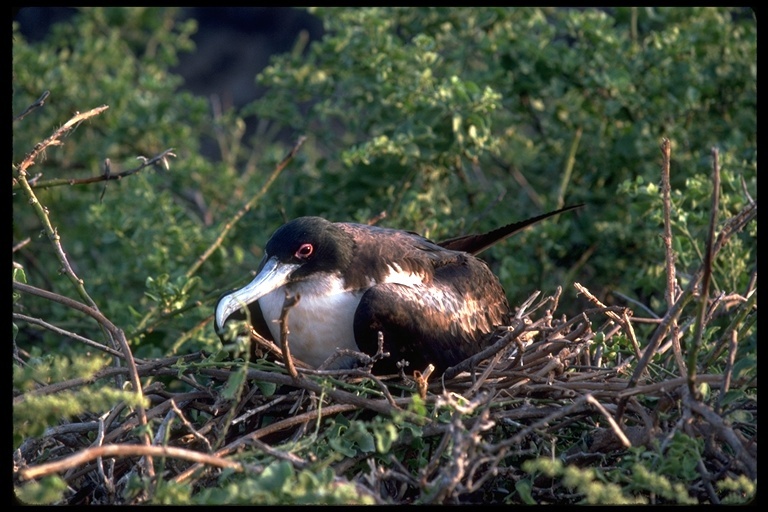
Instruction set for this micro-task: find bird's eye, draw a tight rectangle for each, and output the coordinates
[295,243,314,260]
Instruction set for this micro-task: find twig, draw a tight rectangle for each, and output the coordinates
[13,313,140,363]
[621,309,641,360]
[659,139,677,312]
[491,154,543,208]
[247,438,309,468]
[16,105,109,176]
[279,292,302,380]
[499,394,592,447]
[13,90,50,122]
[617,200,756,421]
[702,290,755,372]
[12,281,153,477]
[366,210,388,226]
[14,107,111,315]
[464,352,503,397]
[18,443,248,481]
[443,314,549,380]
[200,367,431,426]
[14,357,207,406]
[95,414,115,497]
[172,403,359,484]
[616,373,724,398]
[318,331,390,372]
[348,368,402,409]
[186,135,306,278]
[414,364,435,400]
[170,399,213,452]
[611,291,660,319]
[573,282,640,358]
[12,237,32,253]
[660,139,688,378]
[557,126,582,210]
[585,395,631,448]
[231,395,288,426]
[689,147,720,396]
[685,395,756,480]
[14,149,177,191]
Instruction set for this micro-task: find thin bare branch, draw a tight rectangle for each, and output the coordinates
[688,147,720,395]
[18,443,249,481]
[13,90,50,122]
[15,148,177,190]
[279,292,302,380]
[186,136,306,278]
[16,105,109,176]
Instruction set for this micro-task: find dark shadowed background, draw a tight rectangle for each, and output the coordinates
[15,7,323,111]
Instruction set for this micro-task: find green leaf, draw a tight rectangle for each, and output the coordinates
[15,476,68,505]
[221,368,246,400]
[254,380,277,397]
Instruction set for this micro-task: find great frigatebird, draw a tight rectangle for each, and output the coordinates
[215,205,582,375]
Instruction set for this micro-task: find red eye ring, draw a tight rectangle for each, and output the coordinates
[295,243,313,259]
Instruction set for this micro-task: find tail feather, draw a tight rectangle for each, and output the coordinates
[437,204,584,255]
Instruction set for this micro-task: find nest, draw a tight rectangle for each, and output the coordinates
[13,282,756,505]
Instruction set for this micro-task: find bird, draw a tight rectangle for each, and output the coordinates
[214,205,582,375]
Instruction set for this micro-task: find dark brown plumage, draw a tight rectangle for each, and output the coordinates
[215,205,582,374]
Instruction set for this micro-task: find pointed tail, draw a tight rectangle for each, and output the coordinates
[438,204,584,255]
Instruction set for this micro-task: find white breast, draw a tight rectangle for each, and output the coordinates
[258,275,363,369]
[258,267,428,369]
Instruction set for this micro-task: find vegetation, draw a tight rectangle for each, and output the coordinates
[13,7,755,504]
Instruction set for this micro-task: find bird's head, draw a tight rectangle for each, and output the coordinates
[214,217,354,333]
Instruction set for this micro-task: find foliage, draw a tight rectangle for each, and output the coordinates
[521,431,708,504]
[191,461,377,505]
[523,457,698,505]
[13,7,755,505]
[14,476,68,505]
[12,8,223,359]
[251,7,756,310]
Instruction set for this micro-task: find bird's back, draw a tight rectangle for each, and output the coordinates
[338,222,511,373]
